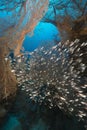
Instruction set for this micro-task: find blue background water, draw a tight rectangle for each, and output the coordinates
[23,22,60,52]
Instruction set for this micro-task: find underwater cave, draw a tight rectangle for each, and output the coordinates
[0,0,87,130]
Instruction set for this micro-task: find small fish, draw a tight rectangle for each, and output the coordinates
[11,70,15,73]
[9,39,87,125]
[17,59,21,63]
[4,57,8,61]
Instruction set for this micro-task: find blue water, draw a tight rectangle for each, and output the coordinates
[23,22,60,52]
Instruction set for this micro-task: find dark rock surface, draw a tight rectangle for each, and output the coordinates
[1,88,85,130]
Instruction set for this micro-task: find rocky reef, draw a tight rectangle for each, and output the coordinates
[0,87,85,130]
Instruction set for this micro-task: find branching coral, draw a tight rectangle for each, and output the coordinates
[0,0,49,56]
[43,0,87,42]
[0,44,17,100]
[0,0,49,101]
